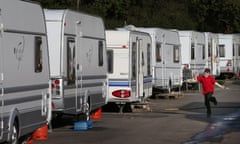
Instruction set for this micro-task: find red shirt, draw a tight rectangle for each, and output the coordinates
[197,75,216,95]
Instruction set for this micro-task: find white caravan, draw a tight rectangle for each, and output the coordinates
[106,30,152,109]
[205,32,220,76]
[0,0,51,143]
[136,28,182,92]
[217,34,237,78]
[44,9,107,120]
[233,34,240,77]
[178,31,206,80]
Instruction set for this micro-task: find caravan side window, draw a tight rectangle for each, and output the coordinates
[132,42,137,79]
[67,38,75,85]
[233,44,235,57]
[191,42,195,60]
[202,45,205,59]
[156,43,161,62]
[208,42,211,57]
[147,43,151,76]
[173,45,180,63]
[219,44,225,57]
[35,37,43,73]
[107,50,113,73]
[98,41,104,66]
[238,45,240,56]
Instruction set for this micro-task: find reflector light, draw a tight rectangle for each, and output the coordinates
[51,84,55,89]
[52,103,55,110]
[112,90,131,98]
[54,80,60,85]
[122,45,127,48]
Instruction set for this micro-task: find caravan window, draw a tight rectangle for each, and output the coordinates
[98,41,104,66]
[173,45,180,63]
[107,50,113,73]
[132,42,137,79]
[233,44,235,56]
[202,45,205,59]
[35,37,43,73]
[208,42,212,57]
[238,45,240,56]
[67,38,76,85]
[219,44,225,57]
[191,42,195,60]
[147,43,151,76]
[156,43,161,62]
[216,45,219,57]
[141,52,145,66]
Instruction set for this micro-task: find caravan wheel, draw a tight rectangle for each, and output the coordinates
[8,121,19,144]
[78,100,91,121]
[84,102,90,121]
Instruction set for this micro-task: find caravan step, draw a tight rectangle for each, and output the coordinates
[130,102,152,113]
[154,93,184,99]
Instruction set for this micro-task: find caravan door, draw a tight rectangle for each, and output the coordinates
[75,21,83,112]
[136,37,144,99]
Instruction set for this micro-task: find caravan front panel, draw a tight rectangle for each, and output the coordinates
[106,30,152,104]
[45,9,107,118]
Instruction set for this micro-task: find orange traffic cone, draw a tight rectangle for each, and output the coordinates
[32,125,48,141]
[91,107,102,120]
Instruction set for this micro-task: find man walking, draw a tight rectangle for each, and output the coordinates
[195,68,225,117]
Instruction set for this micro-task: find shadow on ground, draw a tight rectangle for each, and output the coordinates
[180,102,240,144]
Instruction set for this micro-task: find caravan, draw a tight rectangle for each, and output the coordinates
[0,0,51,143]
[106,30,152,111]
[205,32,220,76]
[136,28,182,92]
[178,31,206,80]
[218,34,240,78]
[217,34,236,78]
[44,10,107,120]
[233,34,240,77]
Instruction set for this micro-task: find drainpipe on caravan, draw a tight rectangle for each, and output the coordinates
[0,24,3,139]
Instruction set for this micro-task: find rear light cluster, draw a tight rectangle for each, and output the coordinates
[112,90,131,98]
[51,79,61,96]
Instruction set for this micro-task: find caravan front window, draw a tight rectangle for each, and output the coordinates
[173,45,180,63]
[219,44,225,57]
[156,43,161,62]
[67,38,76,85]
[35,37,43,73]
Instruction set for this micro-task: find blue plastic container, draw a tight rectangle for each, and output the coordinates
[74,121,88,131]
[74,120,93,131]
[87,120,93,129]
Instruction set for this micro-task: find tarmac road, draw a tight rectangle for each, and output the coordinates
[34,80,240,144]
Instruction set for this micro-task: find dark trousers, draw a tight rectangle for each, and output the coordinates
[204,92,217,114]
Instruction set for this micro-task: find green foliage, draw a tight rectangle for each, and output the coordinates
[34,0,240,32]
[217,80,225,85]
